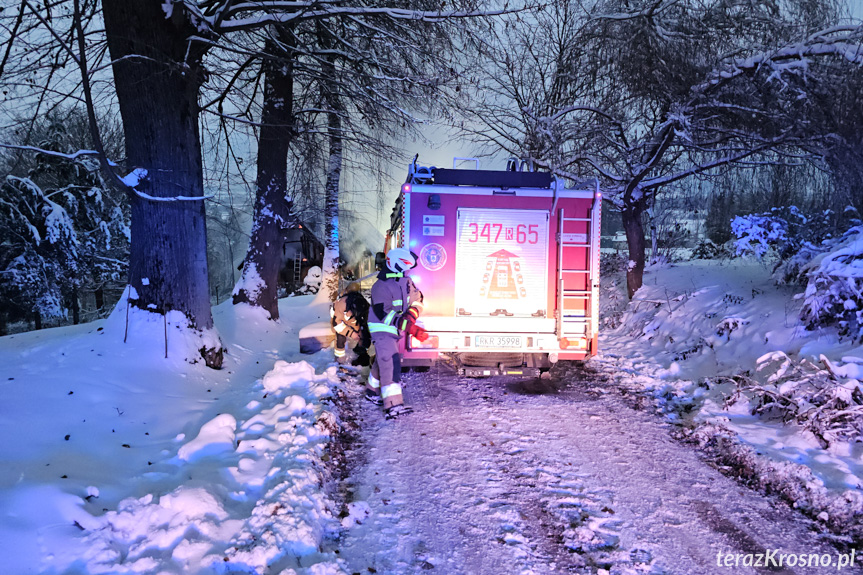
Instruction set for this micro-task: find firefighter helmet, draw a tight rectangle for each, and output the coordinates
[385,248,417,273]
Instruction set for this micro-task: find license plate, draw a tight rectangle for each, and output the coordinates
[475,335,521,348]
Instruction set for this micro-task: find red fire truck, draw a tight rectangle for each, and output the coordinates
[387,158,602,376]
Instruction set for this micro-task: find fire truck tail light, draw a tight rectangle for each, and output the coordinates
[560,337,587,350]
[412,335,438,349]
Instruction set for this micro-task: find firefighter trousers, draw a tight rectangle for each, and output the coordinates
[368,334,403,409]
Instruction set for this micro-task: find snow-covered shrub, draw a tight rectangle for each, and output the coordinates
[0,110,129,329]
[732,207,831,258]
[732,207,835,285]
[691,239,731,260]
[0,176,79,322]
[731,209,796,258]
[798,226,863,339]
[722,351,863,448]
[599,251,627,276]
[295,265,322,294]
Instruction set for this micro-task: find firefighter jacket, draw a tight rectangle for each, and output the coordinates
[330,293,365,340]
[368,270,423,339]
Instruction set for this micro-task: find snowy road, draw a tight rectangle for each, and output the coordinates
[332,362,861,575]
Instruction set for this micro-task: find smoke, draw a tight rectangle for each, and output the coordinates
[339,212,384,270]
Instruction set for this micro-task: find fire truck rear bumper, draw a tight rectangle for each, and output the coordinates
[459,365,543,377]
[401,332,593,368]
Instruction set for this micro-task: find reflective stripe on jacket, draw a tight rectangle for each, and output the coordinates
[368,271,421,338]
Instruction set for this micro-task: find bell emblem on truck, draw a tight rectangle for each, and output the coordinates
[483,249,521,300]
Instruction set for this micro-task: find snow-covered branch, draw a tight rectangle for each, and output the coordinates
[120,168,214,203]
[700,24,863,92]
[0,143,116,164]
[214,6,517,33]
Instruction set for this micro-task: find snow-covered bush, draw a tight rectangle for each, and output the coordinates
[733,207,832,258]
[0,176,79,322]
[691,239,731,260]
[295,265,322,294]
[732,207,835,285]
[731,212,788,258]
[599,251,627,276]
[798,226,863,339]
[722,351,863,448]
[0,134,129,328]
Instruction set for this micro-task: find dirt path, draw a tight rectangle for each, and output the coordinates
[331,363,861,575]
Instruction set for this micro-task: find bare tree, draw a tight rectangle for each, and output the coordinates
[231,26,298,318]
[100,1,225,366]
[457,0,859,297]
[1,1,491,365]
[225,2,477,313]
[317,20,344,302]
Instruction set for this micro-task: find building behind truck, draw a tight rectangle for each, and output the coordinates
[386,157,602,376]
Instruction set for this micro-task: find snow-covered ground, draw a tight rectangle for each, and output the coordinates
[332,364,858,574]
[598,257,863,540]
[0,292,347,574]
[5,256,863,575]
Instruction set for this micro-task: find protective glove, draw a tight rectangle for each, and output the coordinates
[406,322,430,342]
[398,306,421,331]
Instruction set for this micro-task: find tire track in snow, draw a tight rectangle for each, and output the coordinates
[333,364,862,574]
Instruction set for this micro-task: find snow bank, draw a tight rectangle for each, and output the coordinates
[103,285,222,366]
[0,286,341,574]
[74,361,346,574]
[177,413,237,461]
[597,259,863,541]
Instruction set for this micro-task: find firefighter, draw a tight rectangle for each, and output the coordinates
[366,247,429,419]
[330,283,372,367]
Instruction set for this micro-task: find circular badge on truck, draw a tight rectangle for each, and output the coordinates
[420,243,447,271]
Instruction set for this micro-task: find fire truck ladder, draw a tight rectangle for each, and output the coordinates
[556,207,597,343]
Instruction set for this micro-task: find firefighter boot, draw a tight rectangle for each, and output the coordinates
[364,389,383,406]
[385,404,414,420]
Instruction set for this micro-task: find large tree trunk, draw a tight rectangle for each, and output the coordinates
[319,49,343,303]
[826,142,863,216]
[233,30,295,320]
[103,1,222,368]
[621,200,647,299]
[319,125,342,302]
[71,286,80,325]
